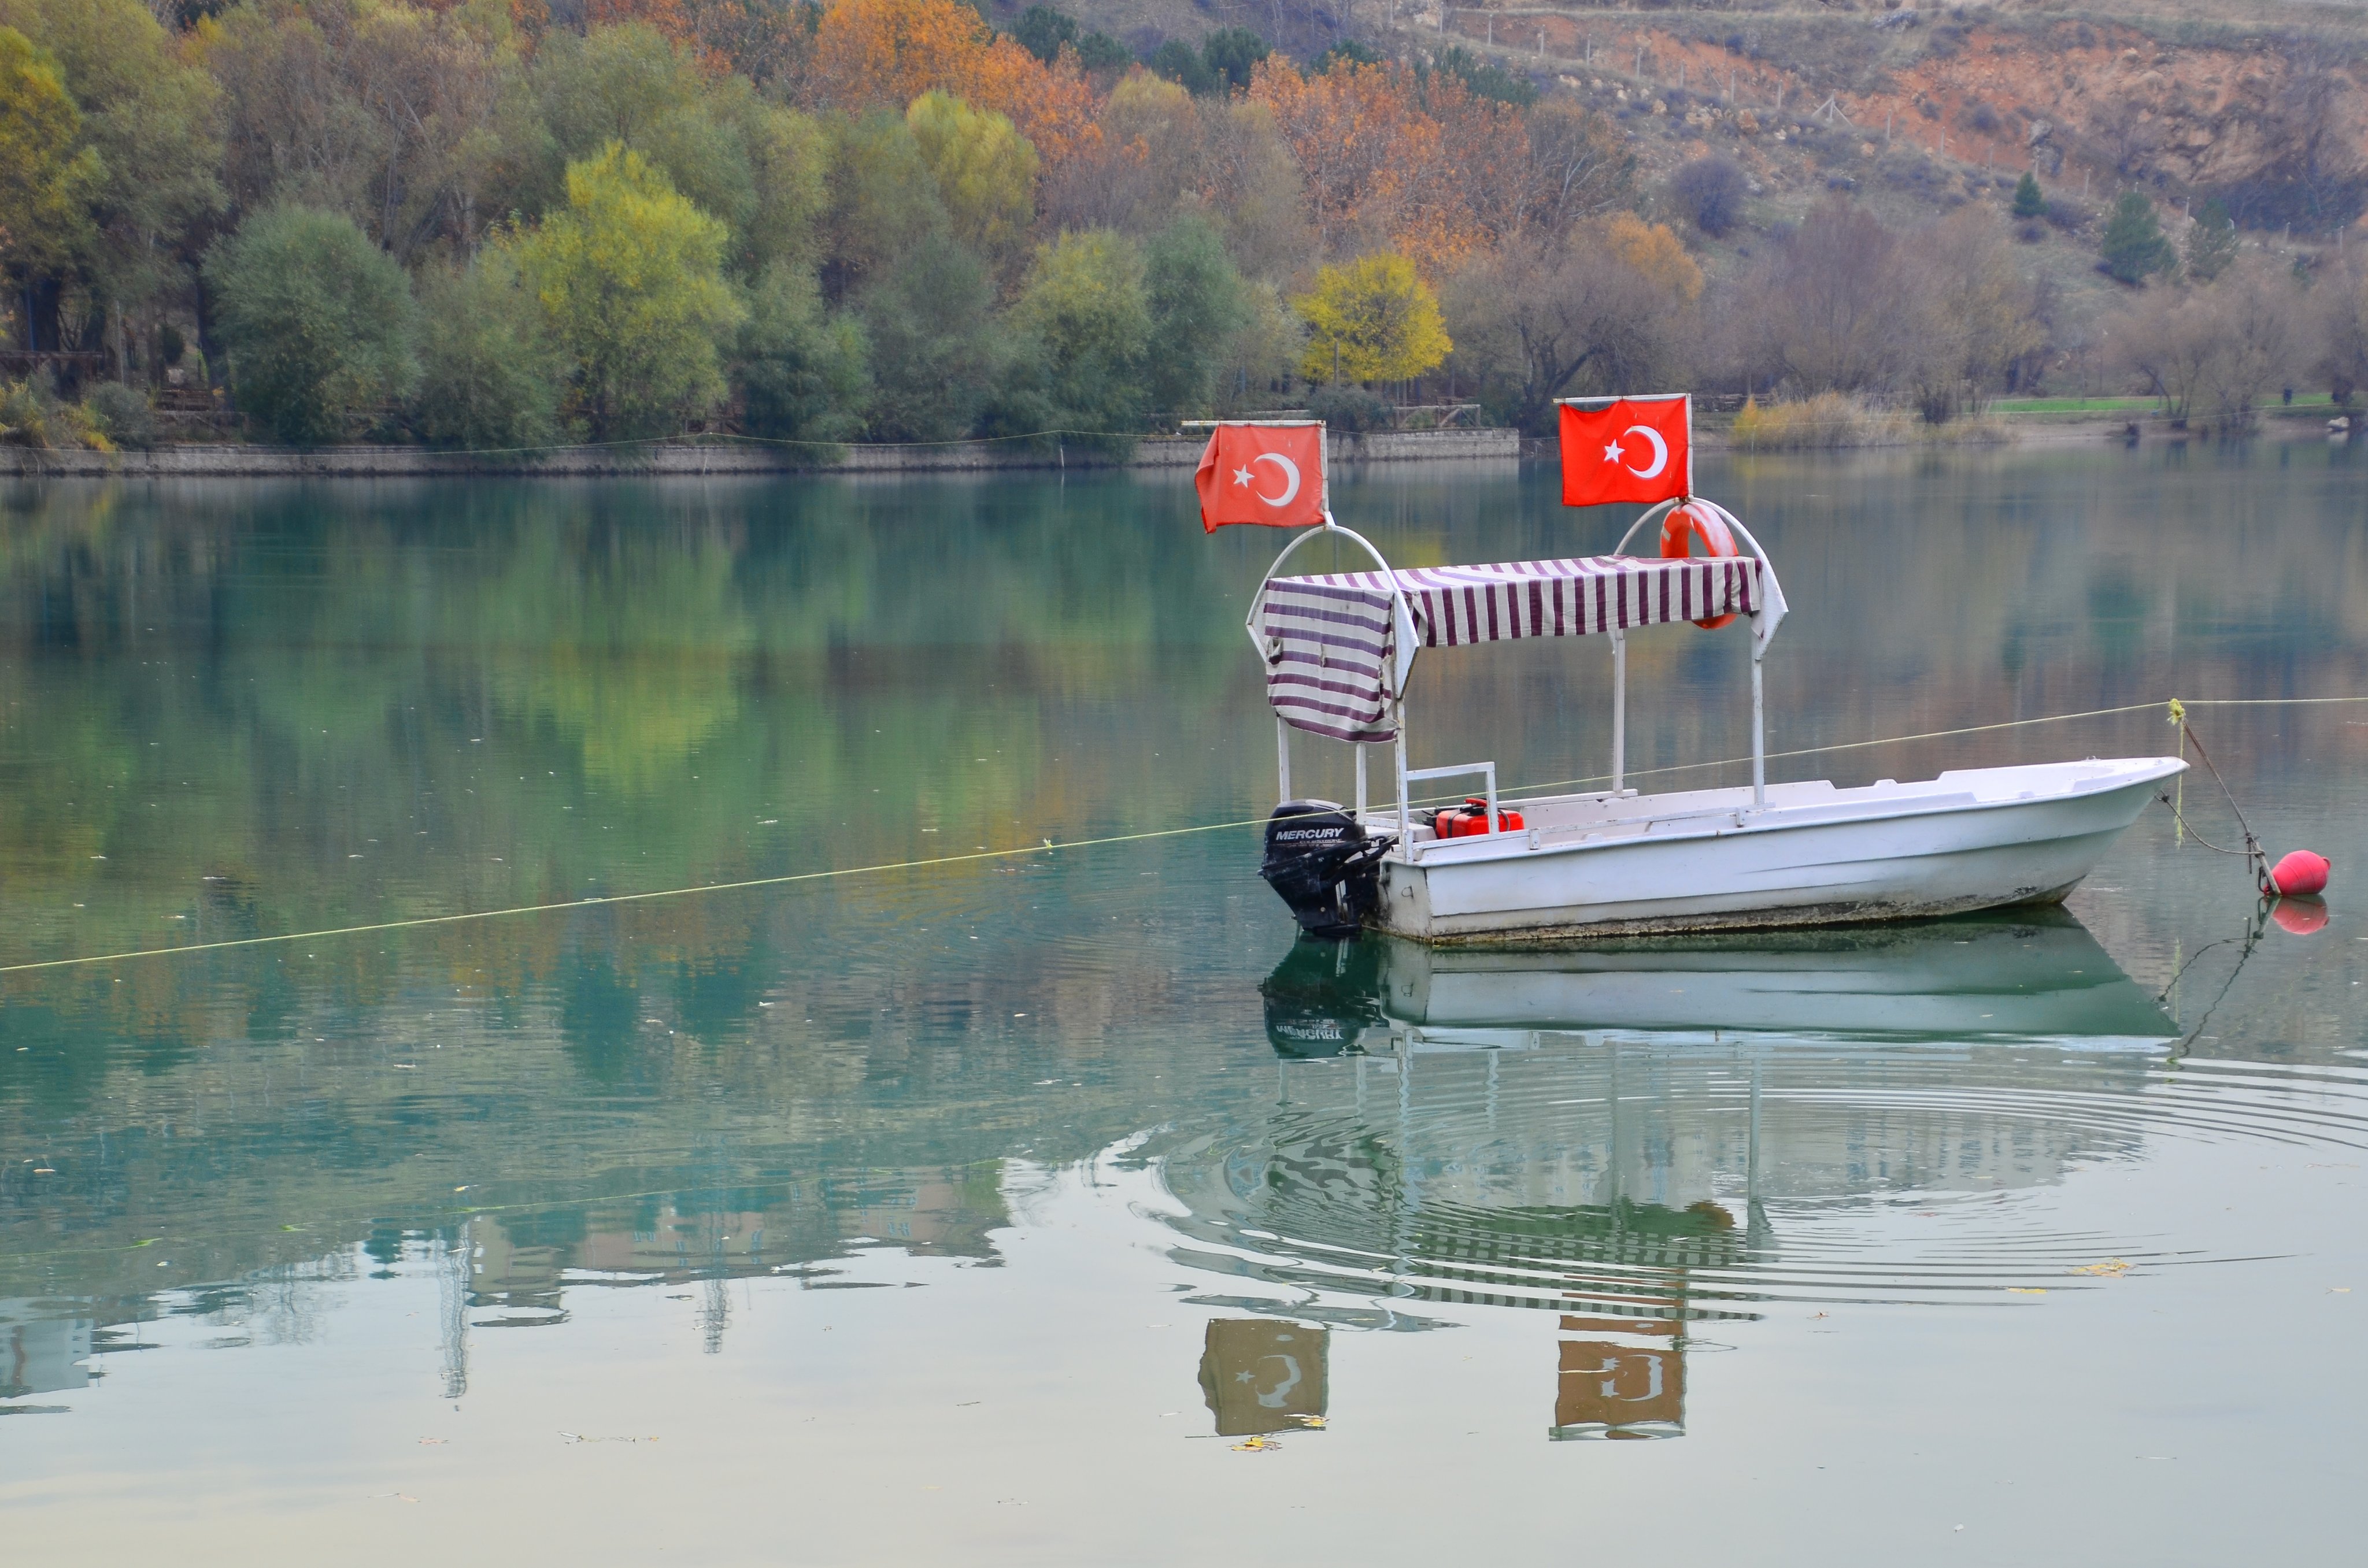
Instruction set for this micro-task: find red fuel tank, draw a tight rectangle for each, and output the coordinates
[1436,798,1525,837]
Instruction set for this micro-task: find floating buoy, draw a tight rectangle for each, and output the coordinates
[2270,850,2330,897]
[2271,896,2329,936]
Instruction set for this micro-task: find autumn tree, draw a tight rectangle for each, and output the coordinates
[906,90,1038,270]
[737,259,869,440]
[1251,56,1480,270]
[1004,227,1151,440]
[201,0,511,259]
[1041,70,1196,235]
[1141,214,1249,417]
[1508,97,1630,238]
[506,143,746,439]
[856,231,1000,440]
[412,244,569,449]
[0,25,97,316]
[523,24,830,278]
[1444,215,1699,432]
[0,0,220,367]
[1296,252,1450,384]
[821,108,950,299]
[204,203,420,443]
[806,0,1096,167]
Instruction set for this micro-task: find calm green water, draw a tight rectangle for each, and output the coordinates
[3,444,2365,1562]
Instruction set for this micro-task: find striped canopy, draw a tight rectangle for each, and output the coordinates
[1257,554,1766,743]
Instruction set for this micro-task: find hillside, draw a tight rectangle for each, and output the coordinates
[1000,0,2368,240]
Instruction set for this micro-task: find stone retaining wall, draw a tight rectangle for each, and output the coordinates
[1,426,1518,479]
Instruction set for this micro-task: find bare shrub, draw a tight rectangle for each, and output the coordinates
[2317,253,2368,406]
[1896,208,2043,423]
[1667,155,1748,237]
[2110,257,2306,432]
[1742,197,1916,394]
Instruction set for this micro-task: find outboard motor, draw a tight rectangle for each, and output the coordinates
[1260,799,1393,939]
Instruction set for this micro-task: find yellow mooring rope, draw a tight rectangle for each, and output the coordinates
[5,694,2359,978]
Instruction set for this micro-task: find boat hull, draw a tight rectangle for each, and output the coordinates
[1368,758,2183,944]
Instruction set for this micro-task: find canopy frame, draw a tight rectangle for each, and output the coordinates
[1245,499,1788,844]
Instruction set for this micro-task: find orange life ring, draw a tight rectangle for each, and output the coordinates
[1659,501,1739,629]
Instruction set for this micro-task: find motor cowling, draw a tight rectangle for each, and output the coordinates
[1260,799,1393,940]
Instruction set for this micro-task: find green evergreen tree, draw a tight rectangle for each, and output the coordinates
[2184,195,2240,284]
[1200,27,1270,92]
[2100,189,2177,285]
[2011,170,2045,220]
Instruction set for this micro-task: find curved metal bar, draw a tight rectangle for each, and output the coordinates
[1693,498,1789,653]
[1610,498,1684,557]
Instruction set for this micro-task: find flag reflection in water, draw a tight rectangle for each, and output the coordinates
[1199,1318,1329,1437]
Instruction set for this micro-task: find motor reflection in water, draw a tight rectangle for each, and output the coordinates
[1164,910,2179,1440]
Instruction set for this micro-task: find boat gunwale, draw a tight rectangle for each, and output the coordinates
[1369,756,2187,871]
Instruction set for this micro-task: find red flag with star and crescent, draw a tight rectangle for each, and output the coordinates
[1195,422,1327,532]
[1559,395,1691,508]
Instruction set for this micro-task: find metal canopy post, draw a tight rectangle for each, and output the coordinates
[1608,495,1786,813]
[1751,650,1766,808]
[1276,714,1292,803]
[1394,708,1409,844]
[1611,630,1627,793]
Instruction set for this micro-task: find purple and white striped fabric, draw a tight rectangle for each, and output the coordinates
[1257,554,1763,743]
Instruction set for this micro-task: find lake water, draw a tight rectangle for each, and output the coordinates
[2,443,2365,1563]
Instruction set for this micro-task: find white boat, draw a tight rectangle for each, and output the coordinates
[1234,412,2184,944]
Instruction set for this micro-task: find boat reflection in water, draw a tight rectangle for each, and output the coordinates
[1158,911,2177,1441]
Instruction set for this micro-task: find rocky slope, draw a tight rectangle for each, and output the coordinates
[1009,0,2368,235]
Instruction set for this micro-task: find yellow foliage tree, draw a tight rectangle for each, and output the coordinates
[0,26,99,284]
[505,143,747,440]
[905,90,1037,264]
[1294,252,1451,383]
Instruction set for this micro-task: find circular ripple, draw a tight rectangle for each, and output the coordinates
[1142,1040,2368,1318]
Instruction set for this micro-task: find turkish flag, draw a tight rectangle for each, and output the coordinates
[1560,396,1691,508]
[1195,422,1327,531]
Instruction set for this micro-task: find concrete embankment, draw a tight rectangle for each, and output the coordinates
[0,426,1518,479]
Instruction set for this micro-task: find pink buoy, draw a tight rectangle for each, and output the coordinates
[2270,850,2330,898]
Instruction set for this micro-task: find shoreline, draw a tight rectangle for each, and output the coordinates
[0,427,1516,479]
[6,413,2350,479]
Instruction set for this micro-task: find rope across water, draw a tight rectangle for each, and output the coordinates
[5,694,2353,977]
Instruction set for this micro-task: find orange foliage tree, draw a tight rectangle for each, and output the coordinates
[1249,55,1497,273]
[808,0,1098,165]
